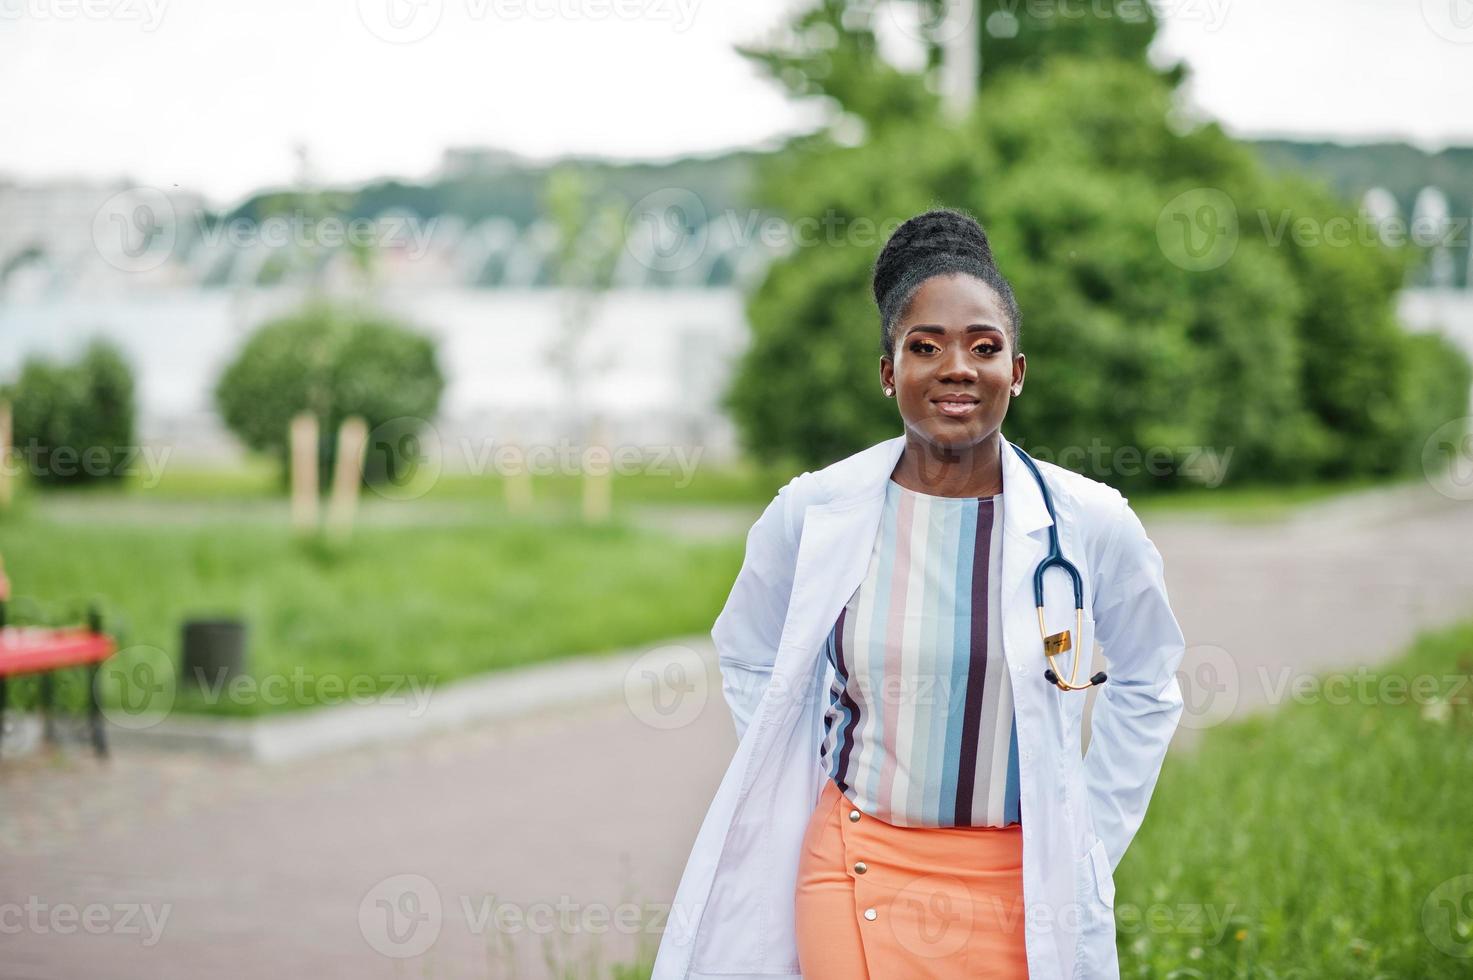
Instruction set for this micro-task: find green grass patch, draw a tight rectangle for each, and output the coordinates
[1115,620,1473,977]
[0,512,741,717]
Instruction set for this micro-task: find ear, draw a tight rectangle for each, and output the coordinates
[879,355,894,391]
[1010,352,1026,397]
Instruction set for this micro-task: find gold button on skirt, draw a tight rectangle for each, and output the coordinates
[794,777,1029,978]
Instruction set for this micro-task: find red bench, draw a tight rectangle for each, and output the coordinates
[0,604,117,758]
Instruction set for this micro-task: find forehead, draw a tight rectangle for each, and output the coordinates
[901,273,1008,326]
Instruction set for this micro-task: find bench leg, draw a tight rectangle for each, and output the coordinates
[40,671,57,745]
[88,663,108,759]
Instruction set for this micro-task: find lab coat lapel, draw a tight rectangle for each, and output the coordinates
[769,490,890,685]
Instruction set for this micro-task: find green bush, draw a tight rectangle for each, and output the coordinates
[214,302,445,489]
[2,338,136,486]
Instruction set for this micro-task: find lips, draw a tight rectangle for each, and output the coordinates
[933,395,980,418]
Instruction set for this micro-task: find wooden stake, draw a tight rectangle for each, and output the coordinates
[582,416,611,523]
[504,438,533,515]
[325,416,368,542]
[0,400,11,511]
[289,411,320,533]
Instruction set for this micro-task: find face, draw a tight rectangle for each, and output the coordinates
[879,273,1025,451]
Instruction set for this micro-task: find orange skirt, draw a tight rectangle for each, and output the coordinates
[794,777,1029,979]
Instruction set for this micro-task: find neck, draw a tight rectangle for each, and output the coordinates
[891,430,1004,498]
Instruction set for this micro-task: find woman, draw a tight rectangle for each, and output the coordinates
[651,209,1186,980]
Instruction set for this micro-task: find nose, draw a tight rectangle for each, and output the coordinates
[937,343,979,382]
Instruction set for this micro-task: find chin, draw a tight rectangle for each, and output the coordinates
[910,417,995,450]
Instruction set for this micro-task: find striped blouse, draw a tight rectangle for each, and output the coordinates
[818,477,1022,828]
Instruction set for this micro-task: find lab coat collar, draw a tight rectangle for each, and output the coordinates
[811,429,1054,535]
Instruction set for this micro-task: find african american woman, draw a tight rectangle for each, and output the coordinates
[651,208,1187,980]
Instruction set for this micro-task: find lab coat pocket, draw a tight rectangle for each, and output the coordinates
[1087,836,1115,908]
[1071,836,1121,980]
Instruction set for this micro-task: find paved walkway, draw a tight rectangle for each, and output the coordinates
[3,482,1472,979]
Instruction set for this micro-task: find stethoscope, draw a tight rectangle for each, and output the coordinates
[1009,444,1108,692]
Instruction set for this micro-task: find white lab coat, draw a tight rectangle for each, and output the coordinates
[652,431,1186,980]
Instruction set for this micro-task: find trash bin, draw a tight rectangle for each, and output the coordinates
[180,618,247,691]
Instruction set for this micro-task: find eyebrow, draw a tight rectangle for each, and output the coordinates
[903,324,1006,337]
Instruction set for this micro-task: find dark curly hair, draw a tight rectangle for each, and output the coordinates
[871,207,1022,358]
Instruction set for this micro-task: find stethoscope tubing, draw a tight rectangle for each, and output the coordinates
[1010,444,1107,691]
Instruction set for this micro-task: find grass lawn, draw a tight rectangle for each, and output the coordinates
[1114,620,1473,977]
[0,509,742,717]
[83,451,1420,518]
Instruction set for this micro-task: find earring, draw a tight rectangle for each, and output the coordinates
[883,386,895,397]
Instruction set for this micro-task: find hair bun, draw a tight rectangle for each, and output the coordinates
[872,208,995,310]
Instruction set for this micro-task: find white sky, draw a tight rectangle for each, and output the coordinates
[1,0,1470,207]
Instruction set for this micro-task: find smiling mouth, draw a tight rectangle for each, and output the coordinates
[933,398,980,418]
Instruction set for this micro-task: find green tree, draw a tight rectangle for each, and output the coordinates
[725,3,1470,488]
[214,303,445,489]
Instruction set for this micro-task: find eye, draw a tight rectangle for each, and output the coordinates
[909,341,939,354]
[973,342,1001,355]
